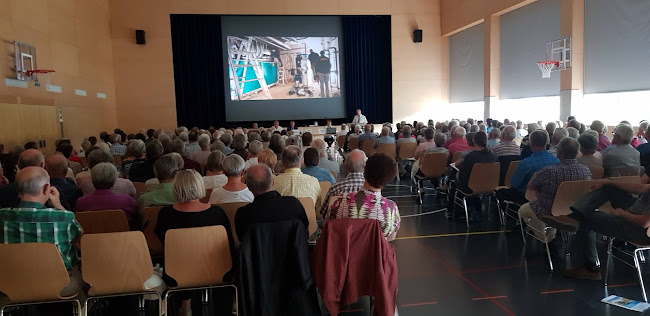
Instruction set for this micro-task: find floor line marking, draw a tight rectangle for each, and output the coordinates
[415,242,516,316]
[607,283,638,288]
[472,296,508,301]
[401,209,447,218]
[401,301,438,307]
[540,289,574,295]
[396,230,509,240]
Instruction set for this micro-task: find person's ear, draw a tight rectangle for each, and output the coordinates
[42,183,50,196]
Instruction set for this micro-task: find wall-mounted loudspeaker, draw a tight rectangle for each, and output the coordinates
[413,29,422,43]
[135,30,146,45]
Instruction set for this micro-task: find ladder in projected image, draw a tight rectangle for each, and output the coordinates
[228,39,272,100]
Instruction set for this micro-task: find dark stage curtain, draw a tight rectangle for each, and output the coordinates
[170,15,226,129]
[342,16,393,124]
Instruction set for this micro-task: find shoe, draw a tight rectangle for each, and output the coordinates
[541,215,579,232]
[563,266,602,280]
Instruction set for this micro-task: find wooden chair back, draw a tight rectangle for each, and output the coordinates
[297,197,318,236]
[348,137,359,150]
[142,206,163,256]
[81,231,153,296]
[336,135,346,149]
[75,210,129,234]
[317,181,332,220]
[504,161,521,188]
[419,153,448,178]
[80,157,88,169]
[200,189,213,203]
[361,140,375,156]
[0,243,71,302]
[133,182,147,196]
[589,166,604,180]
[113,155,123,165]
[467,162,500,195]
[376,143,396,158]
[216,202,249,247]
[609,176,643,184]
[398,142,417,160]
[513,138,523,146]
[330,170,337,179]
[550,180,595,216]
[451,152,462,164]
[609,166,645,177]
[165,226,232,288]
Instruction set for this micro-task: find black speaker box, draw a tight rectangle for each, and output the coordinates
[136,30,146,45]
[413,29,422,43]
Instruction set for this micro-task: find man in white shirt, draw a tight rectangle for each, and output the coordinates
[272,120,283,132]
[352,109,368,125]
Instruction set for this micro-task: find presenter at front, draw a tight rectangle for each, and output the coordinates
[352,109,368,125]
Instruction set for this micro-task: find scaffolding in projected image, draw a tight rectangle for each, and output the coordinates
[227,36,341,101]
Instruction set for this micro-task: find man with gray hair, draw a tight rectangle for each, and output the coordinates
[0,149,46,208]
[492,126,521,157]
[74,163,138,228]
[577,133,602,169]
[46,154,82,210]
[549,128,569,155]
[603,124,641,177]
[171,139,201,173]
[0,166,84,296]
[319,149,367,218]
[373,126,395,149]
[272,146,320,204]
[590,120,611,151]
[245,140,264,170]
[516,120,527,138]
[109,134,126,156]
[311,139,340,177]
[448,126,469,157]
[220,133,235,155]
[358,124,377,146]
[235,164,309,238]
[189,134,212,172]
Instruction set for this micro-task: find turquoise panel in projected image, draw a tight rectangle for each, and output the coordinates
[233,61,278,94]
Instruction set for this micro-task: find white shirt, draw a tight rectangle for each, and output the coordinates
[352,114,368,124]
[244,157,259,170]
[203,174,228,189]
[208,187,254,204]
[272,126,283,132]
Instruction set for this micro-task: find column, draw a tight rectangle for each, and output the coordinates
[483,15,500,120]
[559,0,584,121]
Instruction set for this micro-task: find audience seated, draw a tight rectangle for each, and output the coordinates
[564,170,650,280]
[0,166,83,296]
[46,154,82,211]
[154,169,234,315]
[516,120,527,138]
[301,132,313,152]
[235,164,309,239]
[220,133,235,155]
[74,163,138,228]
[189,134,212,172]
[244,140,263,170]
[373,126,395,149]
[549,128,568,155]
[325,153,400,241]
[302,148,336,184]
[590,120,611,151]
[311,139,340,177]
[497,130,559,207]
[319,149,366,217]
[232,134,248,161]
[577,133,602,168]
[56,143,82,175]
[518,138,591,238]
[137,153,184,215]
[448,127,469,157]
[208,155,254,204]
[602,124,641,177]
[358,124,377,147]
[492,126,521,157]
[0,149,46,208]
[487,128,500,149]
[169,139,201,173]
[396,125,416,155]
[185,132,201,156]
[337,124,348,137]
[129,140,163,182]
[272,146,320,204]
[257,148,279,172]
[121,139,146,178]
[77,150,136,198]
[203,150,228,189]
[108,134,126,156]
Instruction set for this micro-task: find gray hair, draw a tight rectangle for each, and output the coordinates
[282,145,303,168]
[126,139,145,157]
[340,124,347,131]
[590,120,606,134]
[478,124,487,132]
[91,162,117,190]
[354,124,362,133]
[222,154,245,177]
[206,150,225,172]
[154,153,184,181]
[501,126,516,141]
[614,124,634,144]
[248,140,263,155]
[434,132,447,147]
[87,149,114,169]
[454,126,466,138]
[567,127,579,139]
[16,168,50,196]
[211,140,226,153]
[546,122,557,135]
[552,128,569,144]
[81,140,91,152]
[198,134,210,149]
[557,137,580,160]
[527,123,538,132]
[381,127,390,137]
[232,134,247,150]
[469,125,479,133]
[530,130,549,148]
[220,133,233,147]
[639,121,649,132]
[248,132,261,143]
[178,132,189,142]
[286,135,302,149]
[489,128,501,139]
[245,164,273,195]
[344,149,367,173]
[578,133,598,155]
[173,169,205,203]
[109,134,121,144]
[583,129,599,138]
[311,139,327,156]
[171,139,186,156]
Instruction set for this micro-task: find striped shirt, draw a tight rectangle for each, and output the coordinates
[327,189,401,237]
[0,201,82,270]
[492,141,521,157]
[319,172,365,217]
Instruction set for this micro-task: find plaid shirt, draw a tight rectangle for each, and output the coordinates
[109,143,127,156]
[0,201,82,270]
[319,172,365,217]
[529,159,592,216]
[510,150,560,192]
[327,189,401,237]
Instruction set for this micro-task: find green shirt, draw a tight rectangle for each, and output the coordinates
[0,201,82,270]
[137,183,175,216]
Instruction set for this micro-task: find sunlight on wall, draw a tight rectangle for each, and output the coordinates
[443,101,484,122]
[490,96,560,125]
[575,90,650,127]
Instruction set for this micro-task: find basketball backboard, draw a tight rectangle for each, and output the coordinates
[546,37,571,71]
[14,41,37,81]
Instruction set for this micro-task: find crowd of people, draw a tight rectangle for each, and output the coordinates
[0,115,649,313]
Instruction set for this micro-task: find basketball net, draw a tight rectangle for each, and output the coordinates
[26,70,55,87]
[537,61,559,79]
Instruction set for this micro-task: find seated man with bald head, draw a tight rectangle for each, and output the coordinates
[0,149,45,208]
[0,166,84,296]
[235,164,309,240]
[319,149,367,218]
[46,154,83,210]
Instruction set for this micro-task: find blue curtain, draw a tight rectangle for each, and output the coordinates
[342,16,393,123]
[170,15,226,128]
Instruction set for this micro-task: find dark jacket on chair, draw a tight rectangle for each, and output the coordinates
[311,218,398,316]
[238,219,319,316]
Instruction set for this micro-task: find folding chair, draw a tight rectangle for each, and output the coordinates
[336,135,346,152]
[348,137,360,151]
[75,210,130,234]
[297,197,318,238]
[142,206,164,257]
[0,243,82,315]
[495,160,521,225]
[413,153,448,204]
[589,166,604,180]
[451,152,462,164]
[113,155,123,165]
[133,182,147,196]
[164,226,237,314]
[452,162,500,228]
[376,143,396,158]
[397,142,417,182]
[81,231,162,315]
[604,227,650,302]
[215,202,249,248]
[360,140,375,157]
[200,189,213,204]
[317,181,332,219]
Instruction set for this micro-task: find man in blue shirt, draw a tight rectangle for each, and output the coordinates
[497,130,559,206]
[637,128,650,170]
[301,148,336,184]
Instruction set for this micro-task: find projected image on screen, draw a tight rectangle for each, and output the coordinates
[227,36,341,101]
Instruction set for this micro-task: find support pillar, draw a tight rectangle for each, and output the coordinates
[484,15,500,120]
[559,0,584,122]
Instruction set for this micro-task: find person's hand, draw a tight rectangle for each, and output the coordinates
[591,179,611,191]
[48,186,64,210]
[609,208,625,217]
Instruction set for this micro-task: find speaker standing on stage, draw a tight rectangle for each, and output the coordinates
[315,51,331,98]
[352,109,368,125]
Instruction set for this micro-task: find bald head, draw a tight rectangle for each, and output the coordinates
[344,149,367,173]
[46,154,69,178]
[16,166,50,200]
[245,164,274,196]
[18,149,45,170]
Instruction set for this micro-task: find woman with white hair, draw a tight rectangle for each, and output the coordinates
[154,169,234,315]
[208,155,254,204]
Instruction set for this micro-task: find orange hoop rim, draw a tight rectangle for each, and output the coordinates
[536,61,559,67]
[26,69,55,76]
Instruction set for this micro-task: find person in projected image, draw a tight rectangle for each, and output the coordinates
[315,51,331,98]
[308,49,320,77]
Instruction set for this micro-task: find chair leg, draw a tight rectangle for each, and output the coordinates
[417,180,423,204]
[518,213,527,244]
[462,197,469,229]
[202,289,209,304]
[495,197,505,227]
[545,240,554,271]
[634,248,649,302]
[138,295,145,310]
[604,237,614,286]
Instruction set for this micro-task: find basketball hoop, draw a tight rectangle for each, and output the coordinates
[537,61,559,79]
[26,69,55,87]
